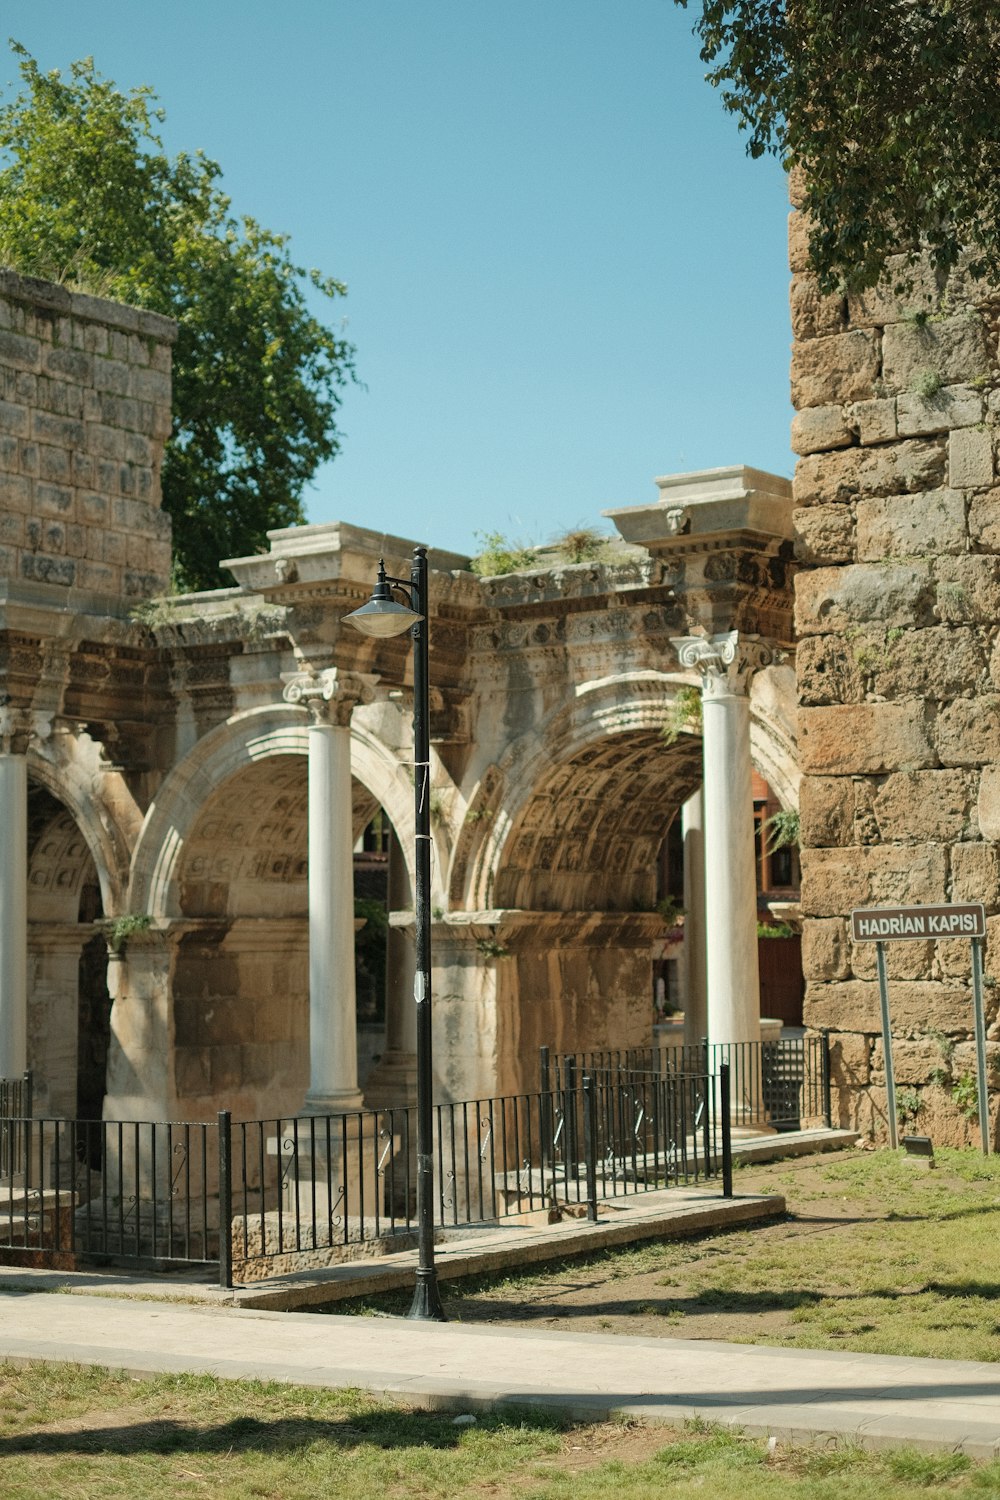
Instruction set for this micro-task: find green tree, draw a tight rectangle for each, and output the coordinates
[676,1,1000,293]
[0,45,355,589]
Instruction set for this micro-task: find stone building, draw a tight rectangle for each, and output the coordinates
[0,269,802,1130]
[790,184,1000,1143]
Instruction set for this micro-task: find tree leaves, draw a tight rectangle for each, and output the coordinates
[0,46,355,589]
[675,1,1000,295]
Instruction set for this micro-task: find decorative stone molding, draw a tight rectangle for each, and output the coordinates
[281,667,377,726]
[671,630,776,699]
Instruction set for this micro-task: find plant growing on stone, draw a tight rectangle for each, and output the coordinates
[952,1072,979,1123]
[655,897,683,929]
[550,526,609,565]
[912,368,944,399]
[476,937,509,959]
[0,44,355,590]
[757,920,796,939]
[105,913,152,955]
[763,808,799,854]
[661,686,702,745]
[469,531,537,578]
[895,1087,923,1125]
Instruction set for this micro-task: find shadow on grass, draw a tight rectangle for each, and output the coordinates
[0,1405,565,1459]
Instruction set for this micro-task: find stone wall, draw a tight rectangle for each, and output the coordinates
[0,270,174,602]
[791,189,1000,1142]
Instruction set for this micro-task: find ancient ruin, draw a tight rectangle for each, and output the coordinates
[0,269,800,1134]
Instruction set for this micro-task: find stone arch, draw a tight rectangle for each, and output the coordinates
[129,706,417,919]
[453,668,800,912]
[27,740,127,917]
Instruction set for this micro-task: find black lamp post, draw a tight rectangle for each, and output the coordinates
[345,547,446,1322]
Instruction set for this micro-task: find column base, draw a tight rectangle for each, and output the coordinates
[363,1051,418,1111]
[302,1089,365,1116]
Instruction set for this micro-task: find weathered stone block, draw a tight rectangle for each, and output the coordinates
[935,555,1000,624]
[87,423,125,460]
[949,426,994,489]
[874,770,974,844]
[969,490,1000,551]
[979,766,1000,840]
[0,329,41,373]
[21,552,75,586]
[803,980,880,1031]
[791,406,853,455]
[788,210,812,273]
[852,937,934,982]
[791,330,881,409]
[801,843,948,917]
[801,917,851,980]
[937,697,1000,766]
[794,563,934,635]
[897,384,983,437]
[797,633,867,706]
[882,315,990,392]
[870,625,985,701]
[34,481,74,517]
[794,439,945,507]
[92,357,130,396]
[951,842,1000,908]
[799,776,854,847]
[793,505,856,564]
[856,488,966,560]
[849,397,897,444]
[799,703,935,775]
[0,399,29,438]
[789,274,846,340]
[827,1031,871,1088]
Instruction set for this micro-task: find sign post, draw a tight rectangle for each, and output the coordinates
[851,904,989,1156]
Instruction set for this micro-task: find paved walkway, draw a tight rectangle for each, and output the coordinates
[3,1287,1000,1456]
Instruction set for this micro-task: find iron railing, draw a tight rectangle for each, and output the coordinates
[0,1072,32,1179]
[553,1033,832,1132]
[0,1115,219,1271]
[0,1064,730,1287]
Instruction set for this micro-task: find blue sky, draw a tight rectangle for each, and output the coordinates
[6,2,793,559]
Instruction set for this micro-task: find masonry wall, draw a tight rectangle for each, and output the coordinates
[0,269,175,602]
[790,190,1000,1142]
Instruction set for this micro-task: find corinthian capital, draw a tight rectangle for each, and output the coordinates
[670,630,775,700]
[281,667,377,726]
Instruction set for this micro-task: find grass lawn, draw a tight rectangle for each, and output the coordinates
[334,1146,1000,1362]
[2,1363,1000,1499]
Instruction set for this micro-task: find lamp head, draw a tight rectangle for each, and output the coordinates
[344,558,424,638]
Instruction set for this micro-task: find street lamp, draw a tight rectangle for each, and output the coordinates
[345,548,446,1322]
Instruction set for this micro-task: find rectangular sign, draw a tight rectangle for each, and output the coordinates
[851,903,986,942]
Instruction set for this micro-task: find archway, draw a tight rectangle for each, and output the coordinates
[26,781,107,1123]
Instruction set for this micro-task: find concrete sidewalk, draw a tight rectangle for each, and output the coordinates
[3,1287,1000,1457]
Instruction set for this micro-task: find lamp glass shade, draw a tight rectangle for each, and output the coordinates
[344,596,423,638]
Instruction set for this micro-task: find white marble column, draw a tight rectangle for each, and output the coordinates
[681,787,707,1047]
[283,667,373,1114]
[0,750,27,1077]
[671,633,773,1048]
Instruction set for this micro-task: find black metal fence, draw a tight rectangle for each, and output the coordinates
[554,1033,832,1133]
[0,1116,219,1271]
[0,1063,729,1288]
[0,1072,32,1179]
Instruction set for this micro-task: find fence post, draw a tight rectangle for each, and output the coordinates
[539,1047,553,1194]
[217,1110,233,1291]
[719,1062,733,1198]
[820,1029,832,1129]
[582,1074,598,1221]
[564,1055,578,1183]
